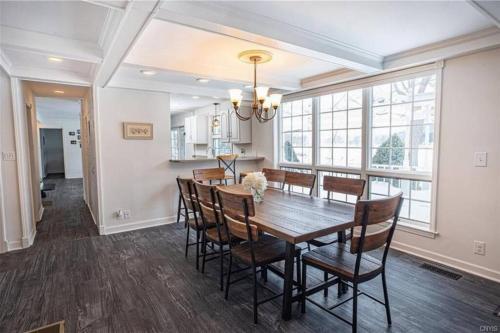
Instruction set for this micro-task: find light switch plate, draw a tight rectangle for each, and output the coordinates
[474,152,487,167]
[2,152,16,161]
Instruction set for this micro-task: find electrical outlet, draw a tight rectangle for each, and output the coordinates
[473,241,486,256]
[122,209,131,220]
[2,152,16,161]
[474,152,488,167]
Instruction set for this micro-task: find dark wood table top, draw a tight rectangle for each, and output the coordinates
[225,185,355,244]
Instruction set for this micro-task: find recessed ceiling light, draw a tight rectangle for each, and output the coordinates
[140,69,157,76]
[244,84,253,89]
[48,57,63,62]
[196,78,210,83]
[192,96,200,99]
[54,90,64,94]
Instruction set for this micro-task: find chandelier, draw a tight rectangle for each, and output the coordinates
[228,50,282,123]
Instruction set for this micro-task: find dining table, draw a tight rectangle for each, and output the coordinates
[225,184,356,320]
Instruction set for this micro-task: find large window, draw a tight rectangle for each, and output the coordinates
[171,128,180,160]
[280,99,313,164]
[278,69,439,231]
[213,138,232,156]
[317,170,361,203]
[319,89,362,168]
[280,166,312,194]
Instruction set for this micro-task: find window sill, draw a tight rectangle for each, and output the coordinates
[395,220,438,239]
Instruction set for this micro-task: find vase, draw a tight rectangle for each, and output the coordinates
[251,187,264,203]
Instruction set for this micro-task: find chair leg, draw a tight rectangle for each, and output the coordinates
[201,234,207,274]
[195,230,200,270]
[176,195,181,223]
[382,270,392,326]
[301,261,307,314]
[252,265,259,324]
[338,278,342,298]
[323,272,329,297]
[261,265,268,282]
[352,283,358,333]
[295,254,301,289]
[184,225,190,258]
[219,244,224,291]
[224,255,233,300]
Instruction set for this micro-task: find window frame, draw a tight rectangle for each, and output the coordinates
[277,64,442,235]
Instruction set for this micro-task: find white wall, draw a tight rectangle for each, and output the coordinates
[38,116,83,179]
[97,88,261,234]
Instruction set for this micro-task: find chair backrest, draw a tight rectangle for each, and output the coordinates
[216,153,239,161]
[217,154,238,183]
[284,171,316,196]
[193,181,221,229]
[323,176,366,200]
[216,186,258,241]
[193,168,225,184]
[176,177,196,211]
[262,168,286,188]
[350,193,403,267]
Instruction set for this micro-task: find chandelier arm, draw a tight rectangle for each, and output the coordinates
[234,108,252,121]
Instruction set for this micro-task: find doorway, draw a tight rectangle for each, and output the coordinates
[39,128,65,178]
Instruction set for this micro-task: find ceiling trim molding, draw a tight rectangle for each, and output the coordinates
[301,68,361,89]
[467,1,500,29]
[94,0,161,87]
[0,49,12,75]
[156,2,383,73]
[383,27,500,69]
[98,9,124,55]
[81,0,127,12]
[10,66,92,86]
[0,26,102,64]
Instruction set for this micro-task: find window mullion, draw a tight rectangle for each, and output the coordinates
[361,87,370,199]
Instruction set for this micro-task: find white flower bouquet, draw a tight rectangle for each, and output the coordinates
[242,172,268,202]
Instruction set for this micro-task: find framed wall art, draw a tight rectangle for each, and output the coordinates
[123,122,153,140]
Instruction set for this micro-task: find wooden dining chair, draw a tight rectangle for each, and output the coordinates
[193,181,233,291]
[284,171,316,196]
[193,167,226,184]
[177,177,213,270]
[217,154,239,184]
[301,193,404,333]
[240,168,286,190]
[216,186,302,324]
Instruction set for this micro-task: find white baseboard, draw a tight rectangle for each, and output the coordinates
[65,174,83,179]
[101,216,177,235]
[7,240,22,251]
[37,206,44,222]
[391,240,500,283]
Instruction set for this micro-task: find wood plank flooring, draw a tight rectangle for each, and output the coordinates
[0,178,499,332]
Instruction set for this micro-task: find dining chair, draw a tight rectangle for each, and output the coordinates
[193,181,233,291]
[177,177,213,270]
[216,186,302,324]
[193,167,227,185]
[284,171,316,196]
[217,154,239,184]
[240,168,286,190]
[301,193,404,333]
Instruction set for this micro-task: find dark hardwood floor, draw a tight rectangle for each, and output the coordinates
[0,178,499,332]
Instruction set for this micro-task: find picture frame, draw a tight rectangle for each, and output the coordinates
[123,122,153,140]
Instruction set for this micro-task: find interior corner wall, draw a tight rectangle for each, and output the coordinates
[0,68,23,251]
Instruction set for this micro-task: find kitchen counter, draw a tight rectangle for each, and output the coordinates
[169,156,265,163]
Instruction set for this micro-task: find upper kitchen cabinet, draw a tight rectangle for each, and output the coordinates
[220,110,251,144]
[184,115,208,144]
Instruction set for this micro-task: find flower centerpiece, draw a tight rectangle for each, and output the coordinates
[242,172,268,202]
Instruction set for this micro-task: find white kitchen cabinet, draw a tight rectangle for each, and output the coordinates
[184,115,208,144]
[220,110,251,144]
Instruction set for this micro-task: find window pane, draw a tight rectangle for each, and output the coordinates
[320,148,332,165]
[411,149,433,172]
[303,131,312,147]
[392,79,413,104]
[333,91,347,111]
[348,129,362,147]
[411,181,432,201]
[348,148,361,168]
[304,114,313,131]
[371,127,390,147]
[392,126,411,148]
[370,177,390,195]
[292,116,302,131]
[292,100,302,116]
[333,111,347,129]
[389,178,410,197]
[371,148,390,168]
[373,84,390,106]
[303,98,313,114]
[391,103,412,126]
[302,148,312,164]
[349,108,362,128]
[332,148,347,167]
[333,130,347,147]
[320,112,332,130]
[413,101,435,125]
[282,117,291,132]
[292,132,302,146]
[320,130,333,147]
[372,106,390,127]
[410,201,431,223]
[282,102,291,117]
[411,125,434,149]
[414,75,436,101]
[320,95,332,112]
[348,89,362,109]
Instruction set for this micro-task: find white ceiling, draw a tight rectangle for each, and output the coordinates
[36,97,81,122]
[0,1,109,43]
[215,1,493,56]
[170,94,223,113]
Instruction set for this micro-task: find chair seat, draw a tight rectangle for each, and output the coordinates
[188,219,216,231]
[231,234,301,266]
[205,226,230,244]
[302,243,382,281]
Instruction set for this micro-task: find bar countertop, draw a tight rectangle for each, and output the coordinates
[169,156,265,163]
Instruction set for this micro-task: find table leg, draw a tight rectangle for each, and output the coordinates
[282,242,295,320]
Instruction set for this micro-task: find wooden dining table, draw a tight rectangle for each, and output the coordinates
[225,185,356,320]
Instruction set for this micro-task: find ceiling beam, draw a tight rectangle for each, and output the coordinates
[156,2,383,74]
[81,0,127,12]
[10,66,92,86]
[0,26,102,63]
[94,0,161,87]
[0,49,12,75]
[467,1,500,29]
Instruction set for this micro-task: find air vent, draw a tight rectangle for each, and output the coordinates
[420,263,462,280]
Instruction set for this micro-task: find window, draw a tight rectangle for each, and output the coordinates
[280,98,313,164]
[369,176,432,227]
[278,69,439,230]
[369,75,436,172]
[319,89,362,168]
[213,138,232,156]
[280,166,312,194]
[317,170,361,203]
[171,128,179,160]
